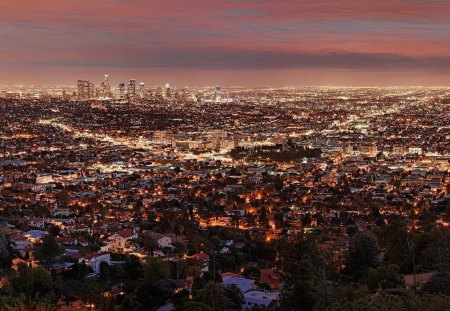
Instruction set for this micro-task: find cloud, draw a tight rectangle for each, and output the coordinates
[1,0,450,84]
[16,49,450,73]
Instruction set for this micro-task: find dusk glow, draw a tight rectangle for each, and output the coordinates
[2,0,450,85]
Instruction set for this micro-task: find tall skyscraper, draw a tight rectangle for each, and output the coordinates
[139,82,145,99]
[98,74,111,99]
[77,80,83,99]
[77,80,94,100]
[128,79,136,99]
[164,83,170,99]
[104,75,111,97]
[215,86,221,103]
[119,83,126,99]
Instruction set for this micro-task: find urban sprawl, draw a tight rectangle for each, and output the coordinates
[1,77,450,310]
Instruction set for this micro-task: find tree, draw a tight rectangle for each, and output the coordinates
[71,261,89,279]
[99,261,110,280]
[182,301,212,311]
[121,258,173,310]
[242,266,261,280]
[0,231,14,274]
[421,271,450,296]
[48,224,61,237]
[143,258,171,284]
[224,284,244,310]
[35,235,61,264]
[9,263,60,305]
[55,189,70,207]
[174,166,181,174]
[258,206,269,227]
[278,238,319,311]
[410,293,450,311]
[326,293,406,311]
[0,295,29,311]
[280,257,317,311]
[140,233,159,256]
[329,291,450,311]
[173,288,190,310]
[343,232,379,281]
[367,264,405,292]
[191,281,238,311]
[378,220,411,273]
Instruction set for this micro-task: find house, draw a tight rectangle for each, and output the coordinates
[222,273,255,293]
[28,218,45,229]
[56,237,78,246]
[18,246,36,262]
[11,236,32,250]
[23,230,48,243]
[242,290,280,310]
[70,224,93,235]
[404,272,434,289]
[106,229,138,252]
[81,252,111,274]
[50,262,75,274]
[189,253,209,272]
[11,258,27,270]
[172,279,190,293]
[78,237,89,247]
[103,283,126,298]
[258,268,281,290]
[0,221,15,229]
[156,303,174,311]
[56,237,89,247]
[144,231,173,249]
[64,248,80,256]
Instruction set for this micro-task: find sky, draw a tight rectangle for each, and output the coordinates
[1,0,450,86]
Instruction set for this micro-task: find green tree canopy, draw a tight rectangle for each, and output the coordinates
[367,264,405,292]
[344,232,379,281]
[35,235,61,265]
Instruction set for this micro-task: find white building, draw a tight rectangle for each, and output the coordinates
[144,231,174,249]
[105,229,138,252]
[36,174,53,184]
[408,147,423,155]
[82,252,111,274]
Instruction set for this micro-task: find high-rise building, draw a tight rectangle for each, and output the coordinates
[119,83,126,99]
[139,82,145,99]
[98,74,111,99]
[104,75,111,97]
[164,83,170,99]
[77,80,94,100]
[196,91,204,103]
[128,79,136,99]
[215,86,221,103]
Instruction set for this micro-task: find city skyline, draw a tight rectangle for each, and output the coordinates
[2,0,450,86]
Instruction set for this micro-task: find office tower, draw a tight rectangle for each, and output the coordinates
[77,80,83,98]
[77,80,94,100]
[119,83,126,99]
[88,82,95,98]
[215,86,221,103]
[195,91,204,103]
[164,83,170,99]
[139,82,145,99]
[104,74,111,97]
[128,79,136,99]
[98,74,110,99]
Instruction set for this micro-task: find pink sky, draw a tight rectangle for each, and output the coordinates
[1,0,450,86]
